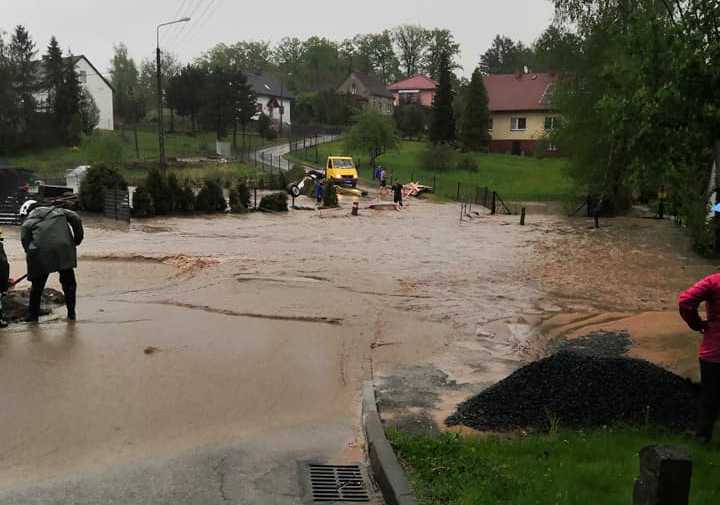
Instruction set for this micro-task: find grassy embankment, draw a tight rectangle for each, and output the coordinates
[390,429,718,505]
[7,129,268,185]
[287,139,572,202]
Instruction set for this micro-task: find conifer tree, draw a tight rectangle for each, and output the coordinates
[429,50,455,144]
[460,67,491,151]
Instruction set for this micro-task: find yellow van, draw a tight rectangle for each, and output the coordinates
[325,156,359,188]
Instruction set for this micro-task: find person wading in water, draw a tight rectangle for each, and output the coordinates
[679,274,720,444]
[20,202,84,323]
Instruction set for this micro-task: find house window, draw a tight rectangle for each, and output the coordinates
[511,117,527,131]
[78,71,87,84]
[351,83,358,95]
[488,118,494,130]
[256,103,263,113]
[546,143,559,152]
[544,116,560,130]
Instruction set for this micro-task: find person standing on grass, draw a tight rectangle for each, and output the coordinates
[679,274,720,444]
[378,166,387,189]
[20,203,84,323]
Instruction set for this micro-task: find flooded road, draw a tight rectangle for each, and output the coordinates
[0,199,711,503]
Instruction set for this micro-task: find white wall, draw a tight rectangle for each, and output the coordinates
[76,57,114,130]
[254,95,292,126]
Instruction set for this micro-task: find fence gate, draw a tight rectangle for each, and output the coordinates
[104,188,131,222]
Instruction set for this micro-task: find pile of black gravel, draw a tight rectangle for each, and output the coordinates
[446,351,699,432]
[2,288,64,322]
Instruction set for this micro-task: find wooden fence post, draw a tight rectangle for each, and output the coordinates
[634,446,692,505]
[520,207,526,226]
[491,191,497,215]
[456,182,461,201]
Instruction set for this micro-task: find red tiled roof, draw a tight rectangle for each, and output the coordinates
[483,73,557,112]
[388,74,438,91]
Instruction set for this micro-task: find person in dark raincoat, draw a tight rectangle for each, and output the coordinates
[20,204,84,322]
[0,231,9,328]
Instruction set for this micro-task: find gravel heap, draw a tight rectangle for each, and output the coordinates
[553,330,632,358]
[446,351,699,432]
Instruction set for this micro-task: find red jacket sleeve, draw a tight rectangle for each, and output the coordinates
[678,276,714,331]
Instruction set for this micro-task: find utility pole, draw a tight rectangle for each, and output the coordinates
[156,17,190,170]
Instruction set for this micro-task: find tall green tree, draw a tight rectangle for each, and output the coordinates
[429,50,455,145]
[423,29,461,81]
[459,67,491,151]
[233,72,257,151]
[480,35,534,74]
[344,108,398,168]
[9,25,38,139]
[0,32,20,152]
[109,44,139,126]
[167,64,207,132]
[393,25,430,77]
[42,37,64,117]
[57,55,82,144]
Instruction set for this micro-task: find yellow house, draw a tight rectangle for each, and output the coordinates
[484,73,561,156]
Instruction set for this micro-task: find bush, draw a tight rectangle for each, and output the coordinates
[177,179,196,212]
[79,164,128,212]
[455,153,479,172]
[323,180,338,208]
[145,168,172,215]
[420,144,457,171]
[131,185,154,217]
[236,181,251,209]
[259,191,288,212]
[195,177,227,213]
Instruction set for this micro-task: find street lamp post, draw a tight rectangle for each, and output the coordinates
[156,17,190,169]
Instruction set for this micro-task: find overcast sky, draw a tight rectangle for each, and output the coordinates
[3,0,556,77]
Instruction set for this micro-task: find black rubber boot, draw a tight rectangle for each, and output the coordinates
[61,270,77,321]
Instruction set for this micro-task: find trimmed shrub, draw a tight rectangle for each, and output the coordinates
[455,153,479,172]
[79,164,128,212]
[176,178,196,212]
[323,180,338,208]
[259,191,288,212]
[195,177,227,213]
[236,181,251,209]
[131,185,154,217]
[145,168,172,215]
[420,144,457,171]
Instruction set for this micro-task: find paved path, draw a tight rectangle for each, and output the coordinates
[251,134,339,171]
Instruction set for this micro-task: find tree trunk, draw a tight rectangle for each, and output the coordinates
[134,123,140,159]
[233,120,238,154]
[169,108,175,133]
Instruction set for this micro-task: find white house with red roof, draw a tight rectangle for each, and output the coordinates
[483,72,560,155]
[388,74,438,108]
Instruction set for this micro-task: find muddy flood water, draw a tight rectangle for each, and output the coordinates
[0,196,712,502]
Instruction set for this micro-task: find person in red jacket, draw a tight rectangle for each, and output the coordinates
[679,273,720,443]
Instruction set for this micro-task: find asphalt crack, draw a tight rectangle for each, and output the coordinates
[213,456,230,503]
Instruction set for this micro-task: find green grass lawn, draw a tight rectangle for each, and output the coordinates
[287,140,571,202]
[7,129,270,183]
[389,429,719,505]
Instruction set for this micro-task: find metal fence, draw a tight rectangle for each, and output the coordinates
[104,188,131,222]
[0,193,30,226]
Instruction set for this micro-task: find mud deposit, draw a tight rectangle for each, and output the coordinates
[1,288,64,322]
[447,351,699,432]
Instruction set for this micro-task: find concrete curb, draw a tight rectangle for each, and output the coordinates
[362,382,418,505]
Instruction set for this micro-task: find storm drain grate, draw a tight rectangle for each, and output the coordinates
[308,464,370,502]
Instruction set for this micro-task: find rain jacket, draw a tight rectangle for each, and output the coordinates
[0,241,8,293]
[20,206,84,281]
[678,273,720,363]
